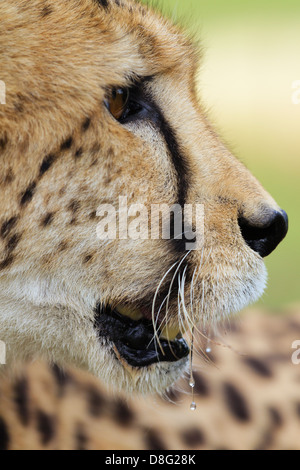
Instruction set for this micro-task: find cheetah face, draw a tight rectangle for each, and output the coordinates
[0,0,288,393]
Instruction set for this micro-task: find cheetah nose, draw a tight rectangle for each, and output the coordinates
[238,208,288,257]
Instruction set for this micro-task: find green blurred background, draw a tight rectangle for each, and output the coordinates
[143,0,300,310]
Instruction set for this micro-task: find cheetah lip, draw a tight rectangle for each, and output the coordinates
[95,304,189,368]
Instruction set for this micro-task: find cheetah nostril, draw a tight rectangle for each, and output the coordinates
[238,209,288,258]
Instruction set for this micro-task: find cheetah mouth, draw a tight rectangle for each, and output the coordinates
[94,304,189,368]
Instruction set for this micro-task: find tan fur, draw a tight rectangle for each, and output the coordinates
[0,0,283,394]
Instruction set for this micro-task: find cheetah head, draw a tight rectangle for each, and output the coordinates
[0,0,287,393]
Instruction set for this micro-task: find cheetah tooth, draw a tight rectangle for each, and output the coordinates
[116,305,143,321]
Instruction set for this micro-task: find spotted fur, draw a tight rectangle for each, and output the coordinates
[0,310,299,450]
[0,0,287,397]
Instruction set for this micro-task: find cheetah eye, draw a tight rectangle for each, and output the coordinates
[105,86,143,123]
[106,88,129,120]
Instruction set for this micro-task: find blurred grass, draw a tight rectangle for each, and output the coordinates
[143,0,300,309]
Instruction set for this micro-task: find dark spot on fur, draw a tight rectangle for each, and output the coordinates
[75,423,88,451]
[68,200,80,213]
[243,356,273,378]
[51,364,72,393]
[75,148,83,159]
[3,169,14,185]
[97,0,109,9]
[0,418,9,451]
[82,118,91,132]
[91,143,101,155]
[296,401,300,419]
[6,233,22,252]
[193,372,210,397]
[86,386,105,417]
[113,399,135,427]
[144,428,166,451]
[0,255,14,270]
[89,211,97,220]
[41,5,53,17]
[14,378,30,426]
[0,134,8,151]
[40,154,56,175]
[1,217,18,239]
[51,364,71,385]
[223,382,251,422]
[180,427,205,447]
[90,158,98,167]
[83,254,93,264]
[57,241,68,252]
[20,182,36,206]
[268,407,283,428]
[41,212,54,227]
[60,137,73,151]
[36,410,56,445]
[255,431,275,451]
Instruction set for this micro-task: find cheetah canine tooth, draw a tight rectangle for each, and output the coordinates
[160,325,182,342]
[116,306,183,341]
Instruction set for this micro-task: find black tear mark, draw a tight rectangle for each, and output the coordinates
[1,217,18,239]
[40,154,56,176]
[0,417,9,450]
[14,377,30,426]
[20,182,36,206]
[223,382,251,422]
[36,410,56,445]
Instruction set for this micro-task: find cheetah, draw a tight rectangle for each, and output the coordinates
[0,0,288,402]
